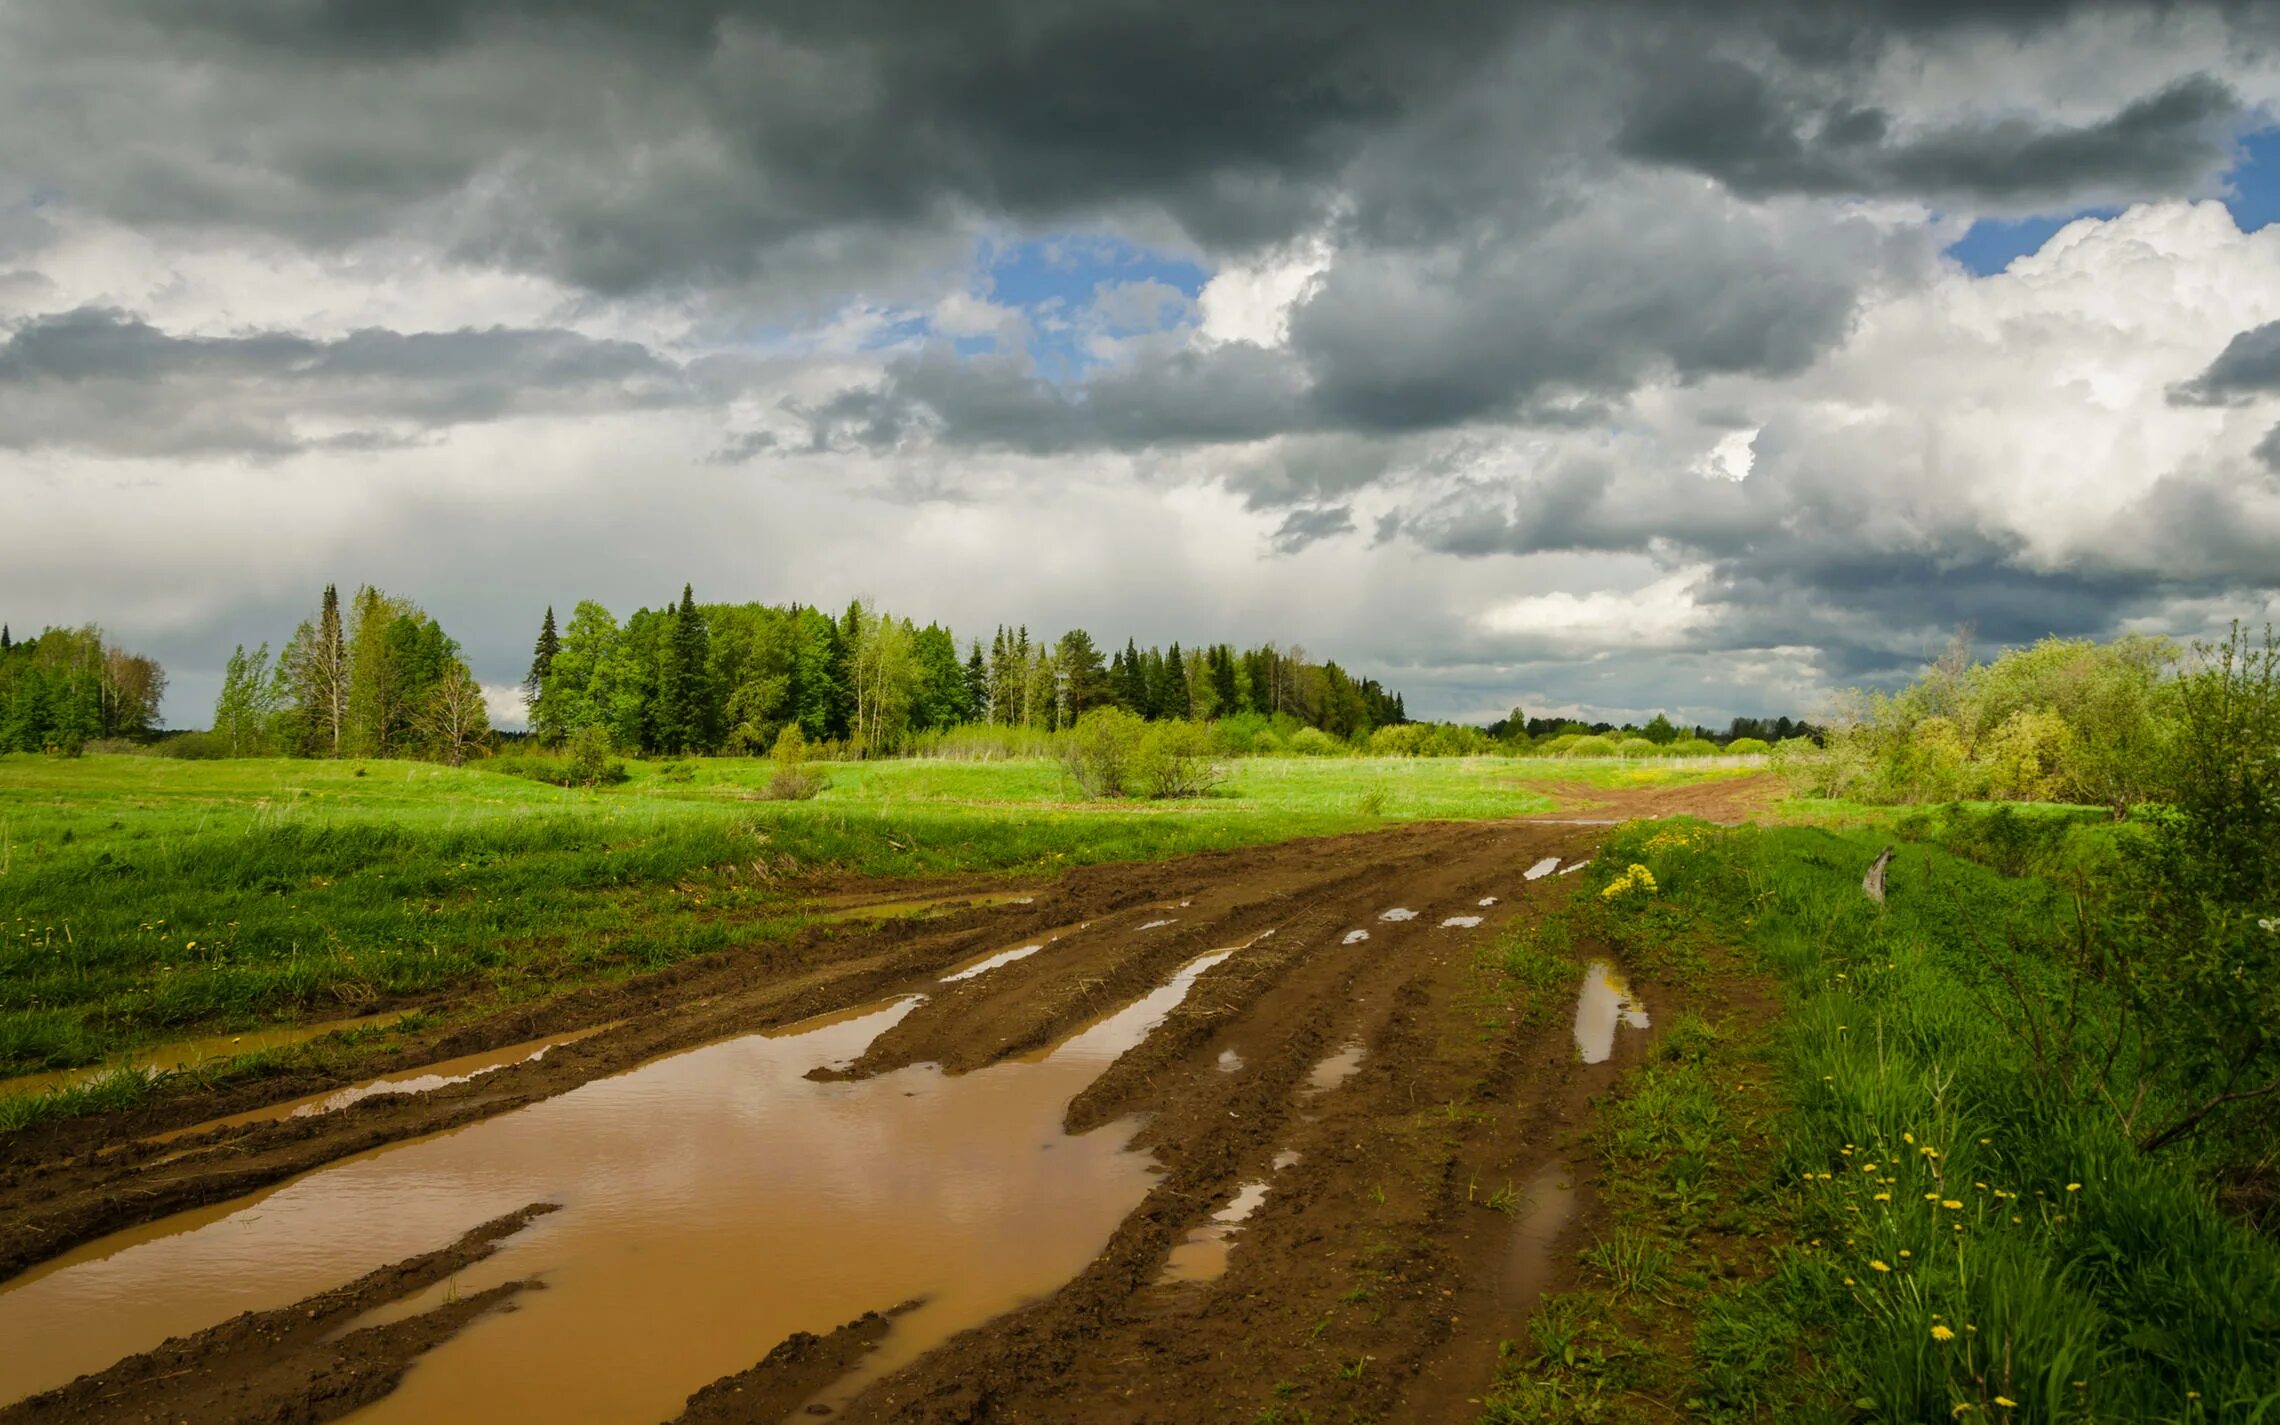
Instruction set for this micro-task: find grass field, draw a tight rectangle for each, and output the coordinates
[0,752,1753,1094]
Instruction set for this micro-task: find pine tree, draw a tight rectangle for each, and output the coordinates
[657,585,711,753]
[525,606,560,743]
[964,639,989,723]
[0,626,10,654]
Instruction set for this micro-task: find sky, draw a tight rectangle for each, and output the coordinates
[3,1,2279,731]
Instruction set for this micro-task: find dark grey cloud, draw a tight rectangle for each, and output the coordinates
[1268,505,1356,553]
[1621,69,2241,206]
[2171,319,2280,404]
[0,307,705,455]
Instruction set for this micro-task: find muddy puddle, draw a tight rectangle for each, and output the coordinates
[1378,908,1418,922]
[1342,929,1371,945]
[0,951,1248,1421]
[1440,915,1484,929]
[1524,857,1562,880]
[1559,859,1591,875]
[937,942,1047,983]
[148,1024,623,1144]
[1217,1048,1245,1072]
[1498,1159,1579,1306]
[0,1011,403,1100]
[1301,1041,1367,1096]
[1573,960,1650,1064]
[1158,1180,1271,1285]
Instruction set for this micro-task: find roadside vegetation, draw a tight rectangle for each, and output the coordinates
[1484,625,2280,1422]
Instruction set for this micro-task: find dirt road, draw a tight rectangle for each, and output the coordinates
[0,776,1770,1424]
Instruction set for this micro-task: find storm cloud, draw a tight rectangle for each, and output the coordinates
[2,0,2278,724]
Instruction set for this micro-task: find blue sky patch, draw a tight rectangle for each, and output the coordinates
[1945,123,2280,276]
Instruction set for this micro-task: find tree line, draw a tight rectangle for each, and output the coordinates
[522,590,1410,756]
[210,585,490,764]
[0,624,166,753]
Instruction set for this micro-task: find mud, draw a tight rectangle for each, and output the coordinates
[0,773,1777,1423]
[0,1012,402,1100]
[1574,959,1653,1064]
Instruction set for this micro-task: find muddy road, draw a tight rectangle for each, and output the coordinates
[0,779,1762,1423]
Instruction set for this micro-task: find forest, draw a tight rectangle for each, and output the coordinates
[0,624,166,754]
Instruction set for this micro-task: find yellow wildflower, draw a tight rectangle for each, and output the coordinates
[1995,1397,2017,1408]
[1943,1200,1963,1210]
[1931,1325,1955,1342]
[1870,1259,1891,1273]
[1873,1192,1891,1202]
[2066,1182,2081,1193]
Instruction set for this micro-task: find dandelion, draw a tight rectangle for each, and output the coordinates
[1874,1192,1890,1202]
[1870,1259,1891,1273]
[1843,1276,1855,1285]
[1931,1325,1956,1342]
[1952,1406,1974,1419]
[1899,1249,1912,1258]
[1995,1397,2017,1409]
[1904,1132,1916,1144]
[2066,1182,2081,1193]
[1943,1200,1963,1210]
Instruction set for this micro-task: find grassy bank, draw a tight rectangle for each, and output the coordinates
[0,752,1771,1089]
[1485,818,2280,1422]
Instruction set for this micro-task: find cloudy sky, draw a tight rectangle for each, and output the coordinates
[4,0,2279,730]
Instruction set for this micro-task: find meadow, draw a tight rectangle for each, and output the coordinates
[0,751,1747,1093]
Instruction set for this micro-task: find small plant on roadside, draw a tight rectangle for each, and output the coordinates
[761,724,827,801]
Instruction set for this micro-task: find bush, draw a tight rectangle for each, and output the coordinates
[1724,736,1771,756]
[759,724,827,800]
[1287,727,1344,757]
[1060,707,1146,797]
[1367,723,1427,757]
[566,725,625,788]
[1669,737,1720,757]
[1538,733,1583,756]
[908,723,1057,761]
[1614,737,1661,758]
[1562,734,1616,757]
[1136,720,1226,798]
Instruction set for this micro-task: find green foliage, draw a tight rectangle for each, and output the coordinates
[1134,718,1226,798]
[565,724,624,788]
[761,724,826,801]
[1564,735,1617,757]
[1059,706,1147,796]
[1789,632,2176,809]
[1287,726,1344,757]
[1725,737,1771,756]
[0,625,164,753]
[1580,818,2280,1421]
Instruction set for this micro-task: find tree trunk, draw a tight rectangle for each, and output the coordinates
[1863,846,1894,903]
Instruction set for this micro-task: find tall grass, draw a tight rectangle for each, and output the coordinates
[1587,820,2280,1420]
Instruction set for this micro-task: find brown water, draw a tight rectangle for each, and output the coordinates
[146,1023,624,1144]
[0,951,1244,1420]
[1499,1159,1579,1305]
[812,891,1035,924]
[1572,960,1651,1064]
[1301,1041,1368,1095]
[1157,1180,1271,1285]
[1524,857,1562,880]
[0,1011,402,1099]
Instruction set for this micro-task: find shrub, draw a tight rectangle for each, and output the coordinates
[1211,712,1275,756]
[153,731,229,760]
[1563,734,1617,757]
[1136,719,1226,798]
[760,724,827,800]
[1060,707,1146,797]
[1287,727,1343,757]
[1538,733,1583,756]
[565,725,625,788]
[1367,724,1427,757]
[1614,737,1661,758]
[1725,736,1771,755]
[1669,737,1720,757]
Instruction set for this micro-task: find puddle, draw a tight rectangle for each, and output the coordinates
[1572,960,1651,1064]
[1478,896,1498,907]
[938,944,1044,983]
[1342,930,1371,945]
[0,953,1245,1420]
[0,1012,404,1100]
[1301,1041,1367,1096]
[1440,915,1484,929]
[147,1024,622,1144]
[1158,1180,1272,1285]
[1524,857,1562,880]
[1377,908,1417,922]
[1272,1150,1303,1171]
[1139,918,1178,930]
[1559,860,1591,875]
[1498,1160,1579,1306]
[1216,1048,1245,1073]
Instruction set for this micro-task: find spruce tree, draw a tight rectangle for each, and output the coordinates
[525,606,560,743]
[965,639,989,723]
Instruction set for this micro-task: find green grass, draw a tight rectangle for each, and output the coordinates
[1489,817,2280,1423]
[1,751,1747,1085]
